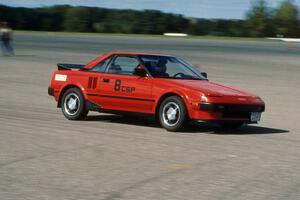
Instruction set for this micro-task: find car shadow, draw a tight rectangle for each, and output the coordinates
[86,115,161,128]
[184,121,289,135]
[85,114,289,135]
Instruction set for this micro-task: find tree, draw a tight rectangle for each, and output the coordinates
[63,7,91,32]
[275,0,299,37]
[246,0,275,37]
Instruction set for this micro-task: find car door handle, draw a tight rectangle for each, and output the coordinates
[103,78,110,83]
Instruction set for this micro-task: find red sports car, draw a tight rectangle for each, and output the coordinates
[48,52,265,131]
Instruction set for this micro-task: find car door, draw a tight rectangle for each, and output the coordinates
[98,55,154,114]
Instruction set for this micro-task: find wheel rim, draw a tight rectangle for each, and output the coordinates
[64,93,80,116]
[162,102,181,127]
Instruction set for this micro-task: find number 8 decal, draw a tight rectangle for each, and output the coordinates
[115,80,121,91]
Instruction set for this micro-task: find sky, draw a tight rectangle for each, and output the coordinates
[2,0,300,19]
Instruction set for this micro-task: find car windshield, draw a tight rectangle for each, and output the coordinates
[139,55,206,80]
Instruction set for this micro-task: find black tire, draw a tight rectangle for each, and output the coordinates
[158,96,187,132]
[219,121,244,129]
[61,88,88,120]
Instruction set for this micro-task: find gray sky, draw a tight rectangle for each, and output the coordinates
[2,0,300,19]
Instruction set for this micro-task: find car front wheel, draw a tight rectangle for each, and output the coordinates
[159,96,187,132]
[61,88,88,120]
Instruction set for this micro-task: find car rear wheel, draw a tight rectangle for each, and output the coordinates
[159,96,187,132]
[61,88,88,120]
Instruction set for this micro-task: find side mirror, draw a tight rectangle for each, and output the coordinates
[201,72,208,78]
[134,65,147,77]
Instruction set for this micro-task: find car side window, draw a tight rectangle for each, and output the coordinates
[90,56,112,72]
[107,56,140,75]
[164,58,192,77]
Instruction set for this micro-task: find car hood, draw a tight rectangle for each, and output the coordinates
[165,79,256,97]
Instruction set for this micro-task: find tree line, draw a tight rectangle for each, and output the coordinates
[0,0,299,37]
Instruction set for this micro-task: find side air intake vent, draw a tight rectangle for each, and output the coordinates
[88,77,98,89]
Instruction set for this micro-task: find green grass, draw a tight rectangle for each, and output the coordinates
[15,30,269,42]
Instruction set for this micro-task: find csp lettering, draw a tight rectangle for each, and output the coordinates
[114,80,135,93]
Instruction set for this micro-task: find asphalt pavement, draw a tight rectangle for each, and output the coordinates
[0,32,299,200]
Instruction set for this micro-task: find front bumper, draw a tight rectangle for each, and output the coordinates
[191,102,265,122]
[200,103,265,112]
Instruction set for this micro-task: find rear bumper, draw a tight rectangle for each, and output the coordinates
[48,87,54,96]
[190,102,265,122]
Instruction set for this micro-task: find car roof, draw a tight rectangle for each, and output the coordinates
[107,51,172,57]
[84,51,173,69]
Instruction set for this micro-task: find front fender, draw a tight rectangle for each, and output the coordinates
[155,89,201,119]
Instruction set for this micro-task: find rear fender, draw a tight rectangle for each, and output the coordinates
[57,83,87,107]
